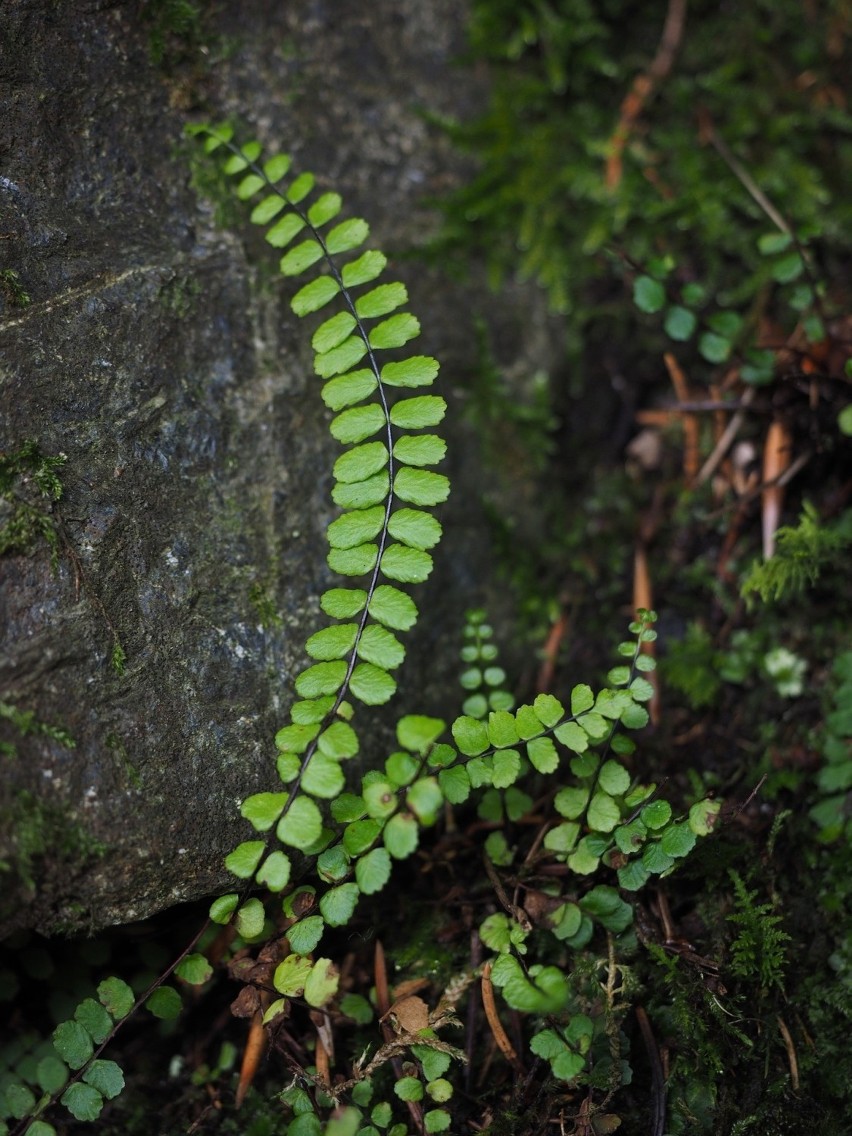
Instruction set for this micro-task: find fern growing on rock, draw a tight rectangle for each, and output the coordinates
[2,126,723,1136]
[186,123,451,960]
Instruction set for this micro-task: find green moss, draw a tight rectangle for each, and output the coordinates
[248,581,282,630]
[142,0,204,68]
[0,701,75,760]
[158,275,201,317]
[0,269,31,308]
[386,905,456,985]
[105,733,141,790]
[0,440,66,567]
[0,791,106,921]
[742,504,852,605]
[186,135,245,230]
[110,638,127,677]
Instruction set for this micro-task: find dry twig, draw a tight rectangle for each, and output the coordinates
[606,0,688,189]
[481,962,525,1075]
[537,604,572,694]
[235,1010,266,1108]
[777,1015,800,1091]
[695,387,756,487]
[663,353,700,485]
[761,419,793,558]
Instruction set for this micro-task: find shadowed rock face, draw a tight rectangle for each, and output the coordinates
[0,1,560,937]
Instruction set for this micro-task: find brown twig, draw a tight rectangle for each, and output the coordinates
[698,112,831,334]
[664,352,700,485]
[314,1022,331,1089]
[635,398,753,417]
[715,494,752,583]
[698,112,791,238]
[777,1016,800,1091]
[606,0,688,188]
[536,604,572,694]
[483,854,532,931]
[703,450,811,523]
[761,419,793,558]
[695,387,756,487]
[481,962,525,1075]
[739,776,768,815]
[654,889,677,943]
[235,1010,266,1108]
[374,939,392,1024]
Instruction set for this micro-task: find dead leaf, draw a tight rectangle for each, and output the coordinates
[257,938,287,965]
[384,995,430,1034]
[523,888,565,926]
[230,985,260,1019]
[592,1115,622,1134]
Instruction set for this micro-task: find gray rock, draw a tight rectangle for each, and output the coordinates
[0,0,561,937]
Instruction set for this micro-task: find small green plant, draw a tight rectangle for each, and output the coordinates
[0,441,66,567]
[726,870,790,992]
[136,127,709,1133]
[629,220,828,382]
[662,622,724,709]
[141,0,204,67]
[0,270,30,309]
[809,650,852,843]
[0,955,214,1136]
[664,623,809,710]
[762,646,807,698]
[741,503,852,604]
[0,704,74,760]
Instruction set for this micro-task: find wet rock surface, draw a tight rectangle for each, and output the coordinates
[0,0,561,936]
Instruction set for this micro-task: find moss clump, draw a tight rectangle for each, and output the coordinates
[0,440,66,566]
[0,268,30,308]
[142,0,204,68]
[248,581,283,630]
[158,274,201,317]
[0,702,75,760]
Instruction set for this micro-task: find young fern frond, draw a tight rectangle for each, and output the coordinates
[188,123,449,938]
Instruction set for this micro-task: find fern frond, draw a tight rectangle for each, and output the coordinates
[188,122,448,935]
